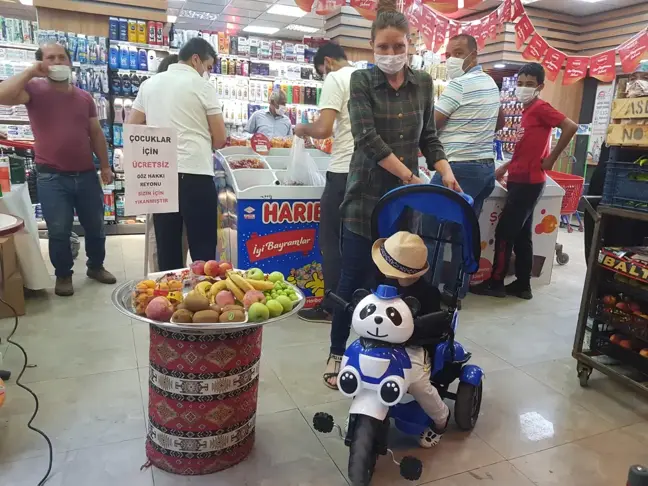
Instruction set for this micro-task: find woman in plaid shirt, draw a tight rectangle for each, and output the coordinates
[323,0,460,388]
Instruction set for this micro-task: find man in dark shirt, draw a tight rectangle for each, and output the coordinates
[0,43,116,296]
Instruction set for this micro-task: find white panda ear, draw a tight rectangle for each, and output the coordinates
[403,296,421,317]
[351,289,370,308]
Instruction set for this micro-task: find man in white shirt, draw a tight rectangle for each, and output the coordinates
[128,37,226,270]
[245,90,292,138]
[294,42,355,323]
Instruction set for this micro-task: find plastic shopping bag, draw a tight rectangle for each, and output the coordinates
[281,136,326,187]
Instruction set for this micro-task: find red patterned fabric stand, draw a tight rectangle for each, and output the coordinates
[146,324,263,475]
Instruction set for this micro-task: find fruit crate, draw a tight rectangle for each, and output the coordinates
[598,305,648,343]
[602,161,648,214]
[591,329,648,378]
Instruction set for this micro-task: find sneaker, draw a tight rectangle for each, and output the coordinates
[55,276,74,297]
[505,280,533,300]
[419,411,451,448]
[87,267,117,284]
[470,279,506,298]
[298,306,331,324]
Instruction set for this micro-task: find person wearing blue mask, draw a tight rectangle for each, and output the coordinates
[245,90,292,138]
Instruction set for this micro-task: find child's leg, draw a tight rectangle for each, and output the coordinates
[407,347,449,425]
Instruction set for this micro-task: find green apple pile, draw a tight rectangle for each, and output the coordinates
[262,277,299,318]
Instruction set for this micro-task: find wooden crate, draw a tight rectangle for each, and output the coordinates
[607,96,648,147]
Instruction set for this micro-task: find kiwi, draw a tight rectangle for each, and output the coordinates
[219,309,245,323]
[192,310,221,323]
[221,304,245,312]
[171,308,194,323]
[210,304,223,313]
[184,290,211,312]
[175,302,187,310]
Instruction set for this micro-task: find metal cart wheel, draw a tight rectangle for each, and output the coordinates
[577,362,592,387]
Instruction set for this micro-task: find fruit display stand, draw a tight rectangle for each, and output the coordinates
[215,146,330,309]
[572,204,648,392]
[112,267,305,475]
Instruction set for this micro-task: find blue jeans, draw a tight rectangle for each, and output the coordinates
[329,226,377,356]
[37,170,106,278]
[427,160,495,297]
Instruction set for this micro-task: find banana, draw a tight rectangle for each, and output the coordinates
[228,271,255,292]
[246,278,274,291]
[225,277,245,302]
[195,281,212,297]
[209,280,228,296]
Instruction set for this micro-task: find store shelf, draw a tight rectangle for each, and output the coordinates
[109,39,175,53]
[0,41,37,51]
[0,118,29,124]
[112,68,156,76]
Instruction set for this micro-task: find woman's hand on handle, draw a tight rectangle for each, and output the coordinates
[433,159,463,193]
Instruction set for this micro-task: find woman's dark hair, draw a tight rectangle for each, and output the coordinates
[178,37,217,63]
[371,0,410,41]
[313,42,347,68]
[518,62,545,84]
[157,54,178,73]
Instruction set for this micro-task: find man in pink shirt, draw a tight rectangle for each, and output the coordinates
[0,43,116,296]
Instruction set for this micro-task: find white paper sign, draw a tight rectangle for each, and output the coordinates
[123,125,178,215]
[587,82,615,164]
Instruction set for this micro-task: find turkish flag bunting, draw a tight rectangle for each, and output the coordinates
[501,0,512,22]
[515,14,534,50]
[434,17,448,53]
[589,50,616,83]
[421,5,436,51]
[542,47,566,82]
[563,56,589,85]
[618,30,648,74]
[510,0,524,22]
[487,11,499,40]
[522,34,549,61]
[404,0,423,31]
[448,21,460,39]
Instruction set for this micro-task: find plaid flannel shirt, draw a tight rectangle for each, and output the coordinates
[341,66,447,239]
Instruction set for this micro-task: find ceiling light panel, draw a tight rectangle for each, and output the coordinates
[243,25,280,34]
[180,9,219,21]
[234,1,274,13]
[285,24,319,33]
[266,5,308,17]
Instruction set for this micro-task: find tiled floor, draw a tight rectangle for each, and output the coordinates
[2,229,648,485]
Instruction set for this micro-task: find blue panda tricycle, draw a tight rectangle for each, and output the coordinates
[313,185,484,486]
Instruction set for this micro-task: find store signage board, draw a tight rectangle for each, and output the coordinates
[588,82,615,164]
[611,97,648,119]
[606,124,648,147]
[123,125,179,215]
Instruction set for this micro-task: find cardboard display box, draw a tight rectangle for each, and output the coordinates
[0,235,24,318]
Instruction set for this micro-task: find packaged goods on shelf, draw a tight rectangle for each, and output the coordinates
[0,17,38,45]
[496,74,522,154]
[109,17,167,47]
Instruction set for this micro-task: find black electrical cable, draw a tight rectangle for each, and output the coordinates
[2,296,53,485]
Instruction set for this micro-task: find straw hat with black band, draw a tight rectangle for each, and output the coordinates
[372,231,429,280]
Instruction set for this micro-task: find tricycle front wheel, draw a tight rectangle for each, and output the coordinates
[454,381,483,431]
[348,415,381,486]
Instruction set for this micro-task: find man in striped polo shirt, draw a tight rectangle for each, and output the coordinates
[428,34,503,298]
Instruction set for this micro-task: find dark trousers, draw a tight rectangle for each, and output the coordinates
[330,226,378,356]
[154,173,218,271]
[491,182,545,284]
[37,170,106,278]
[319,171,347,312]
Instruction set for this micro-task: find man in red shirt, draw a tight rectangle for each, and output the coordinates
[0,43,116,296]
[471,63,577,300]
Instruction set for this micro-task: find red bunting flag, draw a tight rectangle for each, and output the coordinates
[501,0,512,22]
[350,0,379,20]
[487,11,499,40]
[433,17,448,53]
[563,56,589,85]
[618,30,648,74]
[510,0,524,21]
[477,19,489,49]
[448,21,460,40]
[314,0,345,15]
[421,6,436,51]
[403,0,423,32]
[522,33,549,61]
[542,47,566,82]
[515,14,534,49]
[589,50,616,83]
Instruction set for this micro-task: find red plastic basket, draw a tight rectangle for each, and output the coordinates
[547,170,585,215]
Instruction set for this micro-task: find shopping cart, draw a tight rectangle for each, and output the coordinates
[547,169,585,266]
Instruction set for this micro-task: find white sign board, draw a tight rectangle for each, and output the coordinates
[588,82,615,164]
[123,125,178,215]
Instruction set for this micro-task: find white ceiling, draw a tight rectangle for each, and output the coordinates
[170,0,326,40]
[460,0,647,17]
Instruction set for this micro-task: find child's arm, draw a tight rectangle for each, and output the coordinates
[542,117,578,171]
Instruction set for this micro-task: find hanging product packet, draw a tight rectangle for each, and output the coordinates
[281,136,325,187]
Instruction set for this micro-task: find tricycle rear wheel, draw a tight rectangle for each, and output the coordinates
[454,381,483,431]
[348,414,380,486]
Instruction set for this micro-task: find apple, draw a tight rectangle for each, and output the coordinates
[204,260,221,277]
[610,334,624,344]
[268,271,285,283]
[276,295,293,313]
[243,290,266,309]
[629,302,641,313]
[620,339,633,349]
[145,296,174,322]
[246,268,265,281]
[616,302,630,312]
[215,290,235,307]
[219,262,233,274]
[190,260,206,275]
[266,299,283,318]
[248,302,270,322]
[640,349,648,358]
[602,295,617,307]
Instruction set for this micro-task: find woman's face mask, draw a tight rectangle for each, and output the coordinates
[374,53,408,75]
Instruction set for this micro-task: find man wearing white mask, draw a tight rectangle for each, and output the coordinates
[128,37,227,271]
[427,34,503,299]
[0,43,115,297]
[245,90,292,138]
